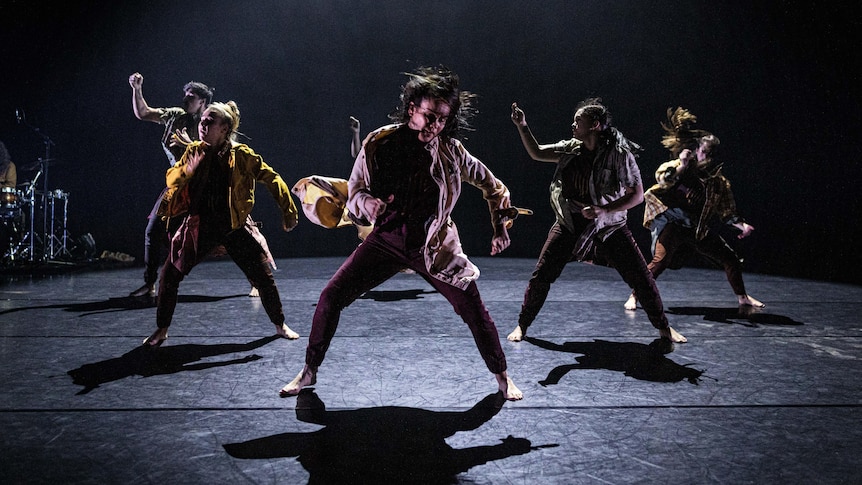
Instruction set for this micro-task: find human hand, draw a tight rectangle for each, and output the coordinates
[363,194,393,220]
[679,148,694,167]
[491,226,511,255]
[349,116,360,133]
[283,216,298,232]
[580,205,605,220]
[128,72,143,89]
[511,103,526,126]
[170,128,193,148]
[736,222,755,239]
[185,149,204,176]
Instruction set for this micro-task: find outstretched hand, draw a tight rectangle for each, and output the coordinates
[511,102,526,126]
[170,128,193,148]
[735,222,755,239]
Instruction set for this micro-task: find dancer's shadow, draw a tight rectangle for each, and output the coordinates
[0,294,246,317]
[524,337,706,386]
[667,306,803,327]
[224,390,557,484]
[66,335,279,395]
[358,289,437,302]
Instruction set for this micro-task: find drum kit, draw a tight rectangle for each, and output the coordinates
[2,110,77,266]
[2,160,72,265]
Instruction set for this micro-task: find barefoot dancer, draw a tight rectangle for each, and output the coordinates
[143,101,300,347]
[506,99,686,344]
[624,107,763,311]
[280,66,523,400]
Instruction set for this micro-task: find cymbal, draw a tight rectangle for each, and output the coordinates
[20,158,59,171]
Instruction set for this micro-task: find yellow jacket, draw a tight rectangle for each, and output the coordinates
[162,141,298,231]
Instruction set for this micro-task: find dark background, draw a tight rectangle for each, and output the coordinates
[1,1,859,284]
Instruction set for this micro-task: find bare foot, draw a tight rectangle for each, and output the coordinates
[738,294,765,308]
[506,324,527,342]
[495,372,523,401]
[660,326,687,343]
[275,323,299,340]
[279,365,317,397]
[142,328,168,348]
[624,293,638,311]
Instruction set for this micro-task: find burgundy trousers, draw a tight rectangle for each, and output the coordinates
[304,229,507,374]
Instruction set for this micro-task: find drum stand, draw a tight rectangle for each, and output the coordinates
[47,190,71,259]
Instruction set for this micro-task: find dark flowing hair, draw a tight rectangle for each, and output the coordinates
[389,65,478,141]
[576,97,642,154]
[660,107,711,158]
[184,81,214,105]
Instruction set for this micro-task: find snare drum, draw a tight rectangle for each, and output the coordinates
[1,186,19,216]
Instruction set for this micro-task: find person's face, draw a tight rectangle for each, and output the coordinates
[695,140,712,162]
[407,98,452,143]
[183,89,206,114]
[198,109,230,146]
[571,109,598,141]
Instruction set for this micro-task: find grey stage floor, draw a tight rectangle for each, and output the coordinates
[1,257,860,484]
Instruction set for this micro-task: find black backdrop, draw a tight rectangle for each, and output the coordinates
[1,1,859,284]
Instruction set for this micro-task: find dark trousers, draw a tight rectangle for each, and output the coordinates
[519,222,669,330]
[305,229,507,374]
[156,222,283,329]
[142,189,181,285]
[650,223,746,295]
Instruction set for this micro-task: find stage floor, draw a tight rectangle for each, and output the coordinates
[1,257,860,484]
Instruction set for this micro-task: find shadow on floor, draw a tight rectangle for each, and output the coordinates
[224,389,556,484]
[667,306,804,327]
[0,294,247,317]
[66,335,280,395]
[524,337,708,386]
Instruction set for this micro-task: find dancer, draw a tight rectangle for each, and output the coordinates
[280,66,523,400]
[624,108,763,311]
[142,101,300,347]
[128,73,212,297]
[506,99,686,344]
[127,73,273,298]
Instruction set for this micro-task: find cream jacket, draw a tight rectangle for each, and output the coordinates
[348,124,510,290]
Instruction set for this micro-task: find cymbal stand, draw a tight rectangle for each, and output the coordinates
[19,110,55,262]
[15,169,43,262]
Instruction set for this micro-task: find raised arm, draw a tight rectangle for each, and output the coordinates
[349,116,362,159]
[128,72,162,123]
[655,148,693,187]
[510,103,560,163]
